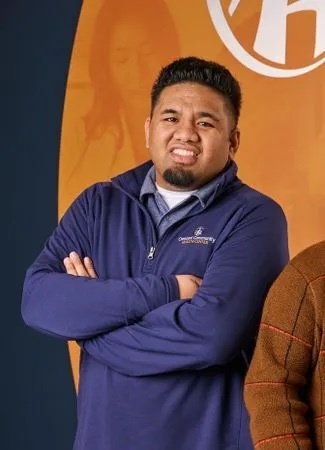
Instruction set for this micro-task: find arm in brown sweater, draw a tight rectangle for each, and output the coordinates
[244,262,315,449]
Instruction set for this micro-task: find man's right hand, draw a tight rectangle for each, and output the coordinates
[175,275,202,300]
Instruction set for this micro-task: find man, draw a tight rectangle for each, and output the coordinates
[244,241,325,449]
[21,56,288,450]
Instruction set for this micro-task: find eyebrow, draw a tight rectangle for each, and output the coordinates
[160,109,219,122]
[196,111,219,122]
[161,109,178,115]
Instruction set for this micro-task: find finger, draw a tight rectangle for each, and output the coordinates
[63,257,78,276]
[84,257,97,278]
[69,251,89,277]
[193,276,202,287]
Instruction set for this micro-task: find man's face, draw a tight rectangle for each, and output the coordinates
[145,82,240,191]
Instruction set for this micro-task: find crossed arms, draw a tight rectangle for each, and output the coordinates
[21,188,288,376]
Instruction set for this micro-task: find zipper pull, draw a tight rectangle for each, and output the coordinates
[147,246,156,260]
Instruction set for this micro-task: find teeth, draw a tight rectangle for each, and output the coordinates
[173,148,195,156]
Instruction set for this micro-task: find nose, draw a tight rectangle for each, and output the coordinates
[174,119,199,142]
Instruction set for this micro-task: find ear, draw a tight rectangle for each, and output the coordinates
[229,128,240,160]
[144,117,151,148]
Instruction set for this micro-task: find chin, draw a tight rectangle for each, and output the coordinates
[163,168,196,189]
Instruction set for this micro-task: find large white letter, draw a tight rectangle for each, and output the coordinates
[254,0,325,63]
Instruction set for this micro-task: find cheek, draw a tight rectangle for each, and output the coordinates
[148,136,169,165]
[151,127,171,145]
[204,143,230,165]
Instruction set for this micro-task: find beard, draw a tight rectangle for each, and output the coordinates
[163,168,195,189]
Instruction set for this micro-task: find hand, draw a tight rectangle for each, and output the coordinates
[63,251,97,278]
[175,274,202,300]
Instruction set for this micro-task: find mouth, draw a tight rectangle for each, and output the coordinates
[169,147,198,165]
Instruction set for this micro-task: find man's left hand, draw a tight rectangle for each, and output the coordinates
[63,251,97,278]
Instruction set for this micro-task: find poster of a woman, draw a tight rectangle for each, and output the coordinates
[59,0,181,216]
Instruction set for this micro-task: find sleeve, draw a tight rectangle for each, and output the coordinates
[244,263,315,449]
[21,186,179,340]
[80,199,289,376]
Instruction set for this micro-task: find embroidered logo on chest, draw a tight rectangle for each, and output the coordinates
[178,226,216,245]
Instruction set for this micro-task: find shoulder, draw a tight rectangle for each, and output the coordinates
[290,241,325,282]
[67,181,116,217]
[242,184,284,209]
[231,183,287,225]
[270,241,325,292]
[77,180,113,201]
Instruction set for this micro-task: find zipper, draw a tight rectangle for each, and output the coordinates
[146,213,203,262]
[147,246,156,260]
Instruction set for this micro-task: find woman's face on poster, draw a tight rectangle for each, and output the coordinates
[107,15,174,109]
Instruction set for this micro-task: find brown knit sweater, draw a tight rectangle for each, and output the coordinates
[244,241,325,449]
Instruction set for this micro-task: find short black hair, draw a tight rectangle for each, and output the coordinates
[151,56,242,126]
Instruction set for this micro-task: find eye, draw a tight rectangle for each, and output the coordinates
[140,48,155,58]
[163,116,177,123]
[198,121,213,128]
[112,51,129,64]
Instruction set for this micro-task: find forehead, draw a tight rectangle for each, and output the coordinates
[109,17,152,49]
[154,82,228,113]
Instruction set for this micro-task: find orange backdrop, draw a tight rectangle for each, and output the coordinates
[58,0,325,387]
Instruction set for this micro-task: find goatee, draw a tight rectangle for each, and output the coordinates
[163,168,195,188]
